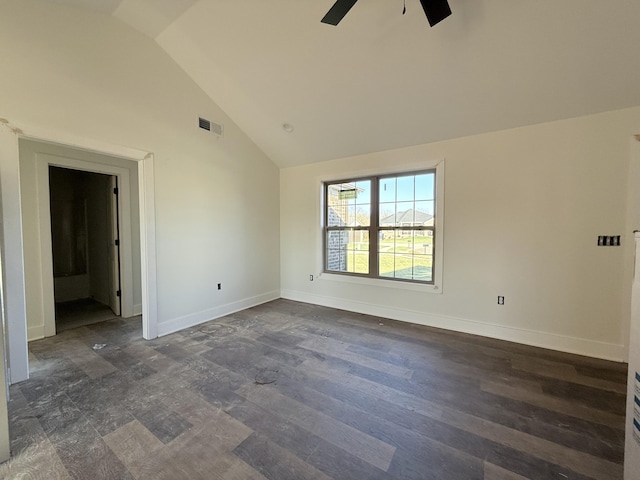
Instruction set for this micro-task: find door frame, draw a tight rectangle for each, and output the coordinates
[0,119,158,383]
[109,175,122,317]
[38,155,133,336]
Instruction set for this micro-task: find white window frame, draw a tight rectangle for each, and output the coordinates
[317,159,444,294]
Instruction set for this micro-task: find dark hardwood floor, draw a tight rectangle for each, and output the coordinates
[0,299,627,479]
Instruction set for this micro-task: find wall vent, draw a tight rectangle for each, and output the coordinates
[199,117,211,131]
[199,117,223,137]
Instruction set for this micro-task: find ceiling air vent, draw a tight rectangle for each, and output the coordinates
[199,117,223,137]
[198,117,211,131]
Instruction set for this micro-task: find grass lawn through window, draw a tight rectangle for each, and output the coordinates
[346,235,433,281]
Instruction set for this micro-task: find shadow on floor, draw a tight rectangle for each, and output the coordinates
[55,298,119,333]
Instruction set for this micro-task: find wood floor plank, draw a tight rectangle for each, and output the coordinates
[296,350,624,463]
[208,453,269,480]
[439,406,623,479]
[539,378,627,414]
[296,336,415,379]
[279,361,613,479]
[299,322,396,353]
[236,383,396,471]
[103,419,164,476]
[64,339,118,379]
[6,299,626,480]
[481,379,625,428]
[388,446,484,480]
[511,355,627,394]
[297,357,445,421]
[49,418,134,480]
[0,436,71,480]
[132,413,253,479]
[575,364,628,384]
[483,462,530,480]
[233,433,333,480]
[227,399,391,479]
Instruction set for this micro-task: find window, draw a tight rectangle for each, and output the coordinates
[324,170,437,284]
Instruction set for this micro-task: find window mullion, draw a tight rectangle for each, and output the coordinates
[370,176,379,277]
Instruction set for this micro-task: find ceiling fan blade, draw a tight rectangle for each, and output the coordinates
[419,0,451,27]
[321,0,358,26]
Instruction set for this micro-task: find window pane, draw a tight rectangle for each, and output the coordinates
[355,180,371,201]
[326,180,371,227]
[378,229,432,281]
[356,204,371,227]
[349,230,369,274]
[415,200,434,220]
[396,175,414,202]
[378,253,394,277]
[327,197,347,227]
[327,230,347,248]
[346,205,356,226]
[412,230,433,255]
[326,229,347,271]
[413,255,433,282]
[325,169,436,285]
[378,172,433,229]
[379,177,396,203]
[379,203,395,225]
[355,181,371,227]
[396,202,413,227]
[415,173,434,201]
[326,229,369,274]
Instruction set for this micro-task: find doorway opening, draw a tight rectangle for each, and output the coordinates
[49,166,123,333]
[19,139,145,343]
[1,121,158,385]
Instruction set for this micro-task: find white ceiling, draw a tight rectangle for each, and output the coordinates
[49,0,640,167]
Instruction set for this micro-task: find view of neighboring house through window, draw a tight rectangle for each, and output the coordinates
[324,170,436,283]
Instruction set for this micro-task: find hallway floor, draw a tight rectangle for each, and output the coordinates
[55,298,119,333]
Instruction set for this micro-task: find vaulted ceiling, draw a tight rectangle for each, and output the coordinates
[49,0,640,167]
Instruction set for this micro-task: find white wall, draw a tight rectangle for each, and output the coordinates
[281,107,640,361]
[0,0,279,343]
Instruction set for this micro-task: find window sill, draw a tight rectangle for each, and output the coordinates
[318,272,442,294]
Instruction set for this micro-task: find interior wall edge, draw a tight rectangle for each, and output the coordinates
[0,123,29,383]
[281,289,627,363]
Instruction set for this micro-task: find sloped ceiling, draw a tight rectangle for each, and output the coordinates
[49,0,640,167]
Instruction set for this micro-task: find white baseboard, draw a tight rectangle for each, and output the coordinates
[281,289,627,362]
[156,290,281,338]
[27,325,44,342]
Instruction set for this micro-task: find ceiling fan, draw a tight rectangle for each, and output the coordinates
[321,0,451,27]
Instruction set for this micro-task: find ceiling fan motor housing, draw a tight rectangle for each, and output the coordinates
[321,0,451,27]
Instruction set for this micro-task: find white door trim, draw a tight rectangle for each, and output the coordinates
[0,118,158,383]
[37,154,134,336]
